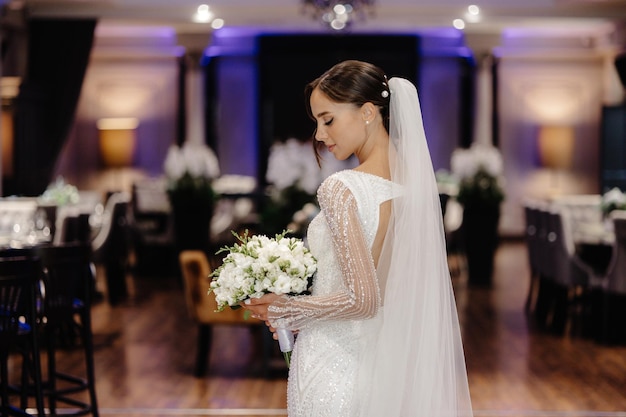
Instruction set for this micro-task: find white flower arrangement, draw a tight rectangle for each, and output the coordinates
[263,138,355,234]
[39,177,80,206]
[163,142,221,218]
[210,229,317,367]
[601,187,626,215]
[266,138,320,195]
[163,142,220,186]
[450,143,505,206]
[451,143,503,181]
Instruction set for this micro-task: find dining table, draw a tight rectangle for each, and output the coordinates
[573,219,615,276]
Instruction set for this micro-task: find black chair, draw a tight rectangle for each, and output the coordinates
[595,210,626,344]
[0,255,46,417]
[523,203,540,313]
[92,192,131,305]
[36,243,99,417]
[531,206,556,327]
[541,210,595,335]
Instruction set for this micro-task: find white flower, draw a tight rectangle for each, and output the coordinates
[164,142,220,182]
[39,177,80,206]
[601,187,626,214]
[451,143,503,181]
[210,230,317,312]
[450,144,505,205]
[266,138,324,194]
[603,187,626,206]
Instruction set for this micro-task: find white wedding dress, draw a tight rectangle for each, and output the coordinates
[269,78,473,417]
[269,169,397,417]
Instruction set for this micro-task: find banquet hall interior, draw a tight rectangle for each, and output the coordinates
[2,0,626,416]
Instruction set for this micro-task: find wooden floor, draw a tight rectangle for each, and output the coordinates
[10,240,626,416]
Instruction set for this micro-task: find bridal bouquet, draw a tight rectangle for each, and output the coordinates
[209,230,317,366]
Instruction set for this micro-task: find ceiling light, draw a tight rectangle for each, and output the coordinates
[453,18,466,30]
[465,4,481,23]
[193,4,213,23]
[302,0,376,31]
[211,18,224,29]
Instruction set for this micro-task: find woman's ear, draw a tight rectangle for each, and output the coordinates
[361,102,376,123]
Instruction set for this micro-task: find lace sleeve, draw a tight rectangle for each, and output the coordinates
[267,176,381,331]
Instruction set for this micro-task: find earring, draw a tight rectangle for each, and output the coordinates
[365,120,370,125]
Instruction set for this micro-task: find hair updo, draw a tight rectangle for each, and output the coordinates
[304,60,390,162]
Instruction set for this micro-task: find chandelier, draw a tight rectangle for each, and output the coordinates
[302,0,376,31]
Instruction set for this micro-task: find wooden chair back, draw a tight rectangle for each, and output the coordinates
[179,250,262,325]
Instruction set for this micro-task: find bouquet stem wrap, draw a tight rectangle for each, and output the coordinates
[276,327,295,367]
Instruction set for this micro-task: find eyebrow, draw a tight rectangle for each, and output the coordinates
[315,111,330,119]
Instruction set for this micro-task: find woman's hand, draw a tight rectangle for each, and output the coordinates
[241,294,299,341]
[241,293,282,321]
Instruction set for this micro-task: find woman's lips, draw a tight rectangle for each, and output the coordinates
[328,145,335,152]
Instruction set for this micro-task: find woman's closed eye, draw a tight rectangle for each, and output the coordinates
[324,118,333,126]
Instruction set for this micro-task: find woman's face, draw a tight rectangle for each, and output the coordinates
[309,87,366,161]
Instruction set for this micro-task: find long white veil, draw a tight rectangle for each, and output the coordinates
[364,78,473,416]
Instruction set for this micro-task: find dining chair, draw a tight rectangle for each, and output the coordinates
[178,250,269,377]
[92,191,131,305]
[35,242,99,416]
[523,202,541,313]
[130,181,176,277]
[0,255,46,417]
[542,209,596,335]
[529,204,555,326]
[595,210,626,344]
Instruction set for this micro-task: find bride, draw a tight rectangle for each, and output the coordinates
[244,60,473,417]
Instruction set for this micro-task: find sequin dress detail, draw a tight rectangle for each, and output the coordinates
[268,170,397,417]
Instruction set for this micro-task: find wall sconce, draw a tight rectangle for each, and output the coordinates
[537,125,574,196]
[537,125,574,170]
[97,117,139,168]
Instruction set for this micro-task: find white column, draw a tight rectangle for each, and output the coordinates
[184,53,206,146]
[473,54,493,146]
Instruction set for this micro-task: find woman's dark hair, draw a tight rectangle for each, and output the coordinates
[304,60,390,163]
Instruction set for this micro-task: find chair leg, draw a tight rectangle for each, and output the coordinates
[525,270,537,313]
[28,337,46,417]
[195,325,212,377]
[1,343,45,417]
[46,328,59,416]
[44,317,99,417]
[1,353,11,416]
[81,312,99,417]
[548,285,569,335]
[533,276,553,328]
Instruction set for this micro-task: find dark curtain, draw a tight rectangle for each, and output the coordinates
[459,55,476,148]
[203,57,219,153]
[616,52,626,89]
[12,18,96,196]
[257,34,419,184]
[176,53,187,147]
[491,55,499,148]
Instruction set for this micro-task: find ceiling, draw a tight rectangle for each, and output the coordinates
[1,0,625,57]
[5,0,626,35]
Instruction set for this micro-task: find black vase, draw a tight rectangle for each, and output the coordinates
[462,202,500,287]
[169,189,213,254]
